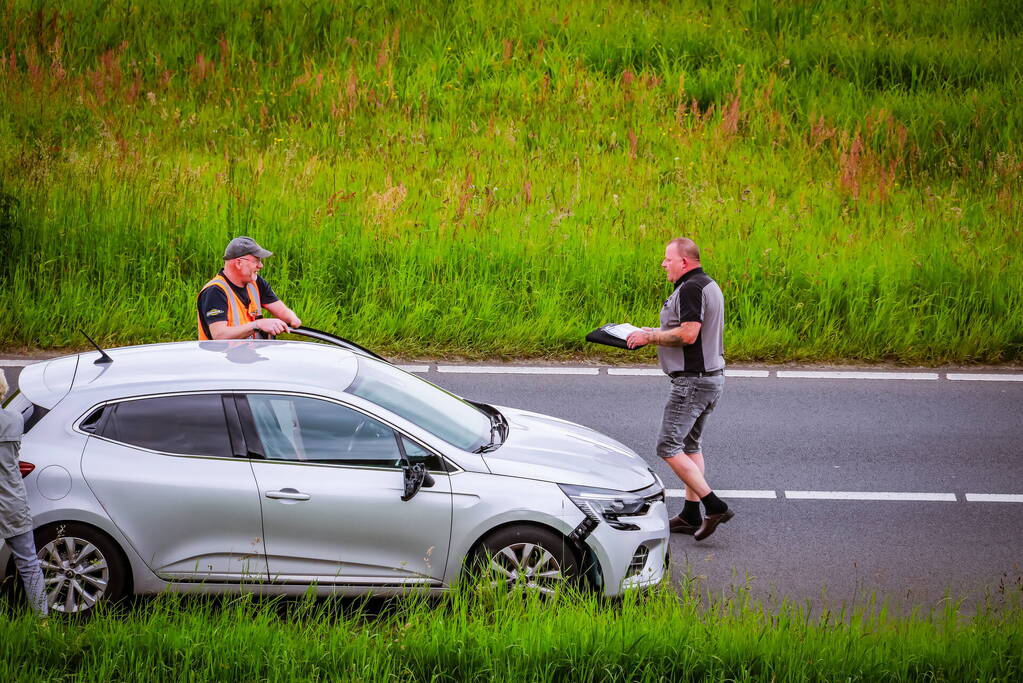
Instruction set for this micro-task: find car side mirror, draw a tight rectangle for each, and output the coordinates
[401,462,435,501]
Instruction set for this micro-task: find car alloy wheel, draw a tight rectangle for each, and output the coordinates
[488,542,565,593]
[473,526,579,595]
[35,523,127,615]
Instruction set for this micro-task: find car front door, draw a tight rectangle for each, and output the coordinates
[80,393,267,582]
[241,393,452,586]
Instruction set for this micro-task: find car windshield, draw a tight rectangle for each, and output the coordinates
[346,358,492,451]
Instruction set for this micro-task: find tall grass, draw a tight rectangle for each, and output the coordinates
[0,0,1021,362]
[2,581,1022,681]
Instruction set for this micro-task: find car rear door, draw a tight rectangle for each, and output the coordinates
[80,393,268,582]
[240,393,452,586]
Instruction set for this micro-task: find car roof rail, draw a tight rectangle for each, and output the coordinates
[285,326,390,363]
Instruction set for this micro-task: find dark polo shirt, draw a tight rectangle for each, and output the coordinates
[657,267,725,374]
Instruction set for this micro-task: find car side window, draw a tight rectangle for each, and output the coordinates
[246,394,402,468]
[100,394,232,458]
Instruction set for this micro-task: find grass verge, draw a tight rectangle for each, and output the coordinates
[2,581,1022,682]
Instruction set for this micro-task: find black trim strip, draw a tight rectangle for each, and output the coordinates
[233,395,265,458]
[222,394,247,457]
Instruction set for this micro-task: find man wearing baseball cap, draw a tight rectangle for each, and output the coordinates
[197,236,301,340]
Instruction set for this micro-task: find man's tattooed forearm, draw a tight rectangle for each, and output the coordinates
[650,330,686,347]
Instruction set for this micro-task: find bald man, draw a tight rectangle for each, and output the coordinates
[627,238,733,541]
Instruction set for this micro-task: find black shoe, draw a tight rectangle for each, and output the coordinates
[694,509,735,541]
[669,515,700,535]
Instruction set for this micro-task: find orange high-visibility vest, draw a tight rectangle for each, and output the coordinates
[197,274,262,340]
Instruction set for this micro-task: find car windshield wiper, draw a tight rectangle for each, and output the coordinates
[470,402,507,453]
[473,440,502,454]
[472,418,502,453]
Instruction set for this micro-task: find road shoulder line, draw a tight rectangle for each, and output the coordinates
[435,365,599,375]
[5,358,1023,382]
[777,371,939,380]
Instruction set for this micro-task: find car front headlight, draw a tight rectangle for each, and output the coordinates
[559,483,651,530]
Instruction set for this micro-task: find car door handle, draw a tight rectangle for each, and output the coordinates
[265,489,311,501]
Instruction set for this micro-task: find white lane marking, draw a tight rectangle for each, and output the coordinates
[965,493,1023,503]
[785,490,957,502]
[435,366,599,375]
[665,489,776,499]
[777,371,939,380]
[726,370,770,378]
[947,374,1023,382]
[716,489,777,498]
[396,365,430,373]
[607,368,662,376]
[4,358,1019,382]
[607,368,770,378]
[665,489,1023,503]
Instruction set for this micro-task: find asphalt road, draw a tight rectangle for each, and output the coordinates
[421,370,1023,612]
[4,362,1022,611]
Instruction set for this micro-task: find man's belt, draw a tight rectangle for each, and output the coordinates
[669,369,724,378]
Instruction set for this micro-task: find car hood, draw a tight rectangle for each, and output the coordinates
[480,406,656,491]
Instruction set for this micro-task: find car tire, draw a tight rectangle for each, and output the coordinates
[31,522,129,616]
[470,525,580,595]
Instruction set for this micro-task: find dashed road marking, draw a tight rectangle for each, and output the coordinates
[665,489,776,499]
[436,365,599,375]
[608,368,770,378]
[785,490,957,502]
[725,370,771,378]
[965,493,1023,503]
[3,358,1022,382]
[666,490,1018,501]
[777,370,940,381]
[666,490,1023,503]
[948,373,1023,382]
[607,368,663,376]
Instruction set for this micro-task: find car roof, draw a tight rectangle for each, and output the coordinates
[18,340,362,408]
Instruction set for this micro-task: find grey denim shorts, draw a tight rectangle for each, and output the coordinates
[655,374,725,458]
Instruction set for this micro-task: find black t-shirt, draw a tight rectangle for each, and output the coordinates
[197,271,279,338]
[657,267,726,374]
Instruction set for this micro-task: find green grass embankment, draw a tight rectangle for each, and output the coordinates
[2,583,1022,682]
[1,1,1021,362]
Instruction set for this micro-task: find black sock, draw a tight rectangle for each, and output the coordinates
[701,491,728,516]
[681,500,702,525]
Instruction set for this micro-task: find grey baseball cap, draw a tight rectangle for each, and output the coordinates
[223,236,273,260]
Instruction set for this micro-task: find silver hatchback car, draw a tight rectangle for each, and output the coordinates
[2,337,668,614]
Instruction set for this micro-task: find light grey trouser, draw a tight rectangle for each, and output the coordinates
[5,531,48,616]
[656,374,725,458]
